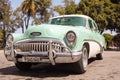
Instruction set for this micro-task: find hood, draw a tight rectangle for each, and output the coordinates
[24,24,85,41]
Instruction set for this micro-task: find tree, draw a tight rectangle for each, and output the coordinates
[20,0,42,29]
[64,0,77,14]
[18,0,51,29]
[103,33,113,49]
[113,34,120,42]
[0,29,3,39]
[104,0,120,33]
[77,0,108,33]
[54,0,120,33]
[13,7,25,33]
[54,5,65,15]
[54,0,77,15]
[76,0,120,33]
[112,34,120,48]
[111,0,120,4]
[0,0,15,47]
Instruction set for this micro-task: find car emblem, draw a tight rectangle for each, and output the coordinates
[30,32,41,36]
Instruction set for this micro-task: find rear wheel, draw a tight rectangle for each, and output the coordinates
[96,53,103,60]
[73,46,88,74]
[15,62,32,71]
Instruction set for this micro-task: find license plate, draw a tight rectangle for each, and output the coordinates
[23,56,41,62]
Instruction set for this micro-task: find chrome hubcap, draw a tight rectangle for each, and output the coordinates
[82,48,88,69]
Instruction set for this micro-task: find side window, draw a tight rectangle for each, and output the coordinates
[88,19,93,29]
[93,22,99,32]
[88,19,98,32]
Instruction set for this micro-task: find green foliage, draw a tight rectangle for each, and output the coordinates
[54,0,120,33]
[103,33,113,43]
[103,33,113,48]
[54,0,77,15]
[64,0,76,14]
[111,0,120,4]
[113,34,120,42]
[0,29,3,39]
[76,0,120,33]
[112,34,120,47]
[54,5,65,15]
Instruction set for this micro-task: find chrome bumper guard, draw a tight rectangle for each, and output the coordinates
[4,38,82,65]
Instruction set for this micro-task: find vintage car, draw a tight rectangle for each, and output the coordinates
[4,15,106,73]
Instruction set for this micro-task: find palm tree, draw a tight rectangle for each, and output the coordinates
[20,0,43,29]
[20,0,52,29]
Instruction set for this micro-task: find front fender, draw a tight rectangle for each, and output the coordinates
[69,38,85,51]
[12,33,25,43]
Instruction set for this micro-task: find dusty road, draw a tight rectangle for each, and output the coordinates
[0,50,120,80]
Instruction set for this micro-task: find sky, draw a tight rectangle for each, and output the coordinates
[10,0,23,10]
[10,0,80,10]
[10,0,61,10]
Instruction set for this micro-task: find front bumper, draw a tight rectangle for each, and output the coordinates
[4,38,82,65]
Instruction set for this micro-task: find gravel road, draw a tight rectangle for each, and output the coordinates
[0,50,120,80]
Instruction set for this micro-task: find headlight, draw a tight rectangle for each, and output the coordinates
[66,31,76,46]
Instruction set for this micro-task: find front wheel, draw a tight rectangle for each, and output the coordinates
[73,46,88,74]
[15,62,32,71]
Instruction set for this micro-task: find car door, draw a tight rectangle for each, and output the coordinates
[92,21,103,44]
[92,21,104,50]
[88,19,101,57]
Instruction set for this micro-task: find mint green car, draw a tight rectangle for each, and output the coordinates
[4,15,106,73]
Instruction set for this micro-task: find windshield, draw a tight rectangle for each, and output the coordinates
[49,17,86,27]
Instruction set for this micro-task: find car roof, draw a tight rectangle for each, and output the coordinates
[50,14,92,20]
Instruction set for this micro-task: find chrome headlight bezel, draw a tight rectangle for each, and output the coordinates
[66,31,77,47]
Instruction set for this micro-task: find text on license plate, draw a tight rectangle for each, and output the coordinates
[23,57,41,62]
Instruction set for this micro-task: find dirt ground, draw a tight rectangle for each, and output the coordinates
[0,50,120,80]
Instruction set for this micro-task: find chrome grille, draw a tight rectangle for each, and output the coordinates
[14,40,65,52]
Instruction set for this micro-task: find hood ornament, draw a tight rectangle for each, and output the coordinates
[30,32,41,36]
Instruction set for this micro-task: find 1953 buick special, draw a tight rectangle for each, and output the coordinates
[4,15,106,73]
